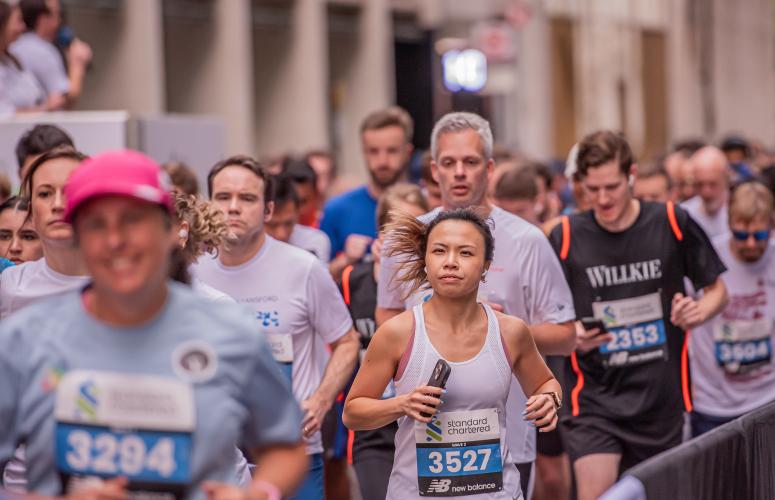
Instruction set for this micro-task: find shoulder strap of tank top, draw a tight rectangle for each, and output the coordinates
[412,303,427,341]
[480,303,514,389]
[560,215,571,260]
[666,201,684,241]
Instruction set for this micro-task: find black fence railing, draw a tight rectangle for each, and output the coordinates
[604,401,775,499]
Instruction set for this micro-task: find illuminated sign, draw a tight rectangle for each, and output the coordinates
[442,49,487,93]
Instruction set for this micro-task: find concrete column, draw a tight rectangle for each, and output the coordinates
[254,0,329,157]
[337,0,394,179]
[575,1,622,136]
[510,0,552,159]
[70,0,165,113]
[711,0,775,141]
[208,0,255,155]
[666,0,705,140]
[163,0,254,155]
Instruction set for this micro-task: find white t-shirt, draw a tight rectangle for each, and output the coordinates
[9,32,70,95]
[0,258,89,319]
[193,236,353,454]
[378,206,576,463]
[690,234,775,417]
[682,196,729,239]
[289,224,331,263]
[192,277,235,304]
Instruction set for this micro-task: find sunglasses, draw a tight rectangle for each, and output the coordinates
[731,229,770,241]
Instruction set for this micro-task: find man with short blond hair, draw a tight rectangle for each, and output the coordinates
[689,181,775,436]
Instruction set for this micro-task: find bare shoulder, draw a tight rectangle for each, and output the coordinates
[494,310,532,346]
[372,308,416,358]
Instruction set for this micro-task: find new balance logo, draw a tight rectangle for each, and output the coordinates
[427,479,451,493]
[609,351,629,366]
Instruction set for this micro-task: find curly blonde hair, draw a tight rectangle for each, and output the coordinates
[174,194,227,265]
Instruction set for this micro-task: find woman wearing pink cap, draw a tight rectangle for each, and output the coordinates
[0,150,307,499]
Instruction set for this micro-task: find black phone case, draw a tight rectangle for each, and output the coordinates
[421,359,451,418]
[580,317,607,333]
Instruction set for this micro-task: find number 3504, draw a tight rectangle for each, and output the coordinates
[66,431,176,477]
[427,448,492,474]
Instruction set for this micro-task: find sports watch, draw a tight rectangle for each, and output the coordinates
[542,391,562,410]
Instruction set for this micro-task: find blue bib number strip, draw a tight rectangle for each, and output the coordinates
[600,320,668,367]
[715,338,772,374]
[56,422,192,484]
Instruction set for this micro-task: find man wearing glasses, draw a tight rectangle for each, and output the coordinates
[689,181,775,437]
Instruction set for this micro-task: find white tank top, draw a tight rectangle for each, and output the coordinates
[386,303,522,500]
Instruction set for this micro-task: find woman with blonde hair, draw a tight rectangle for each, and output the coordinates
[170,192,232,303]
[344,207,561,499]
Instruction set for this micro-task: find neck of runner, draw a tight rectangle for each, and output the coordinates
[85,282,169,327]
[43,242,88,276]
[595,198,641,233]
[425,291,483,338]
[220,230,266,267]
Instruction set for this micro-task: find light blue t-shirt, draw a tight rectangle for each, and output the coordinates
[0,282,302,499]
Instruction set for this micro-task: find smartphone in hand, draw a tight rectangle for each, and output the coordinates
[421,359,451,418]
[580,317,608,336]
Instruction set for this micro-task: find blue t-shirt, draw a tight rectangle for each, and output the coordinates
[320,185,377,256]
[0,282,301,499]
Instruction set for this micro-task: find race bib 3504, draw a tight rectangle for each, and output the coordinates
[414,408,503,497]
[714,318,774,376]
[593,292,668,368]
[54,371,195,499]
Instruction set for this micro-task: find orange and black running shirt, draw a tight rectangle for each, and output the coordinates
[547,201,726,422]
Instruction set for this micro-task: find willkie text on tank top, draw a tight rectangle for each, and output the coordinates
[585,259,662,288]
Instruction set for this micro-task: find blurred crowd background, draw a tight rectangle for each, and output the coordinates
[2,0,775,200]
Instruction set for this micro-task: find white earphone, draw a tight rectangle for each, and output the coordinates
[178,228,189,239]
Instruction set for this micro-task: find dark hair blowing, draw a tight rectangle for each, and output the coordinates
[384,207,494,299]
[207,155,274,203]
[576,130,634,177]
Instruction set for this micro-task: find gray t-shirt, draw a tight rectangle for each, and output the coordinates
[0,282,301,499]
[9,33,70,95]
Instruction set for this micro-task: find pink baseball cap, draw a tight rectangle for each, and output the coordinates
[64,149,174,223]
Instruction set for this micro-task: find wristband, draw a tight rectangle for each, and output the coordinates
[249,479,281,500]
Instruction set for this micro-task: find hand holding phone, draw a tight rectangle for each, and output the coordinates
[420,359,451,418]
[580,317,607,335]
[576,317,613,353]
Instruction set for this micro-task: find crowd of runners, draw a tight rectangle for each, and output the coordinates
[0,107,772,500]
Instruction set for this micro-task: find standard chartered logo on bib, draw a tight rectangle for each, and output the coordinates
[54,370,195,499]
[414,408,503,497]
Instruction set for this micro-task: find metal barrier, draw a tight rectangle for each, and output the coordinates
[603,401,775,500]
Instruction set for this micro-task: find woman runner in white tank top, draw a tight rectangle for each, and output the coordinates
[344,208,562,500]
